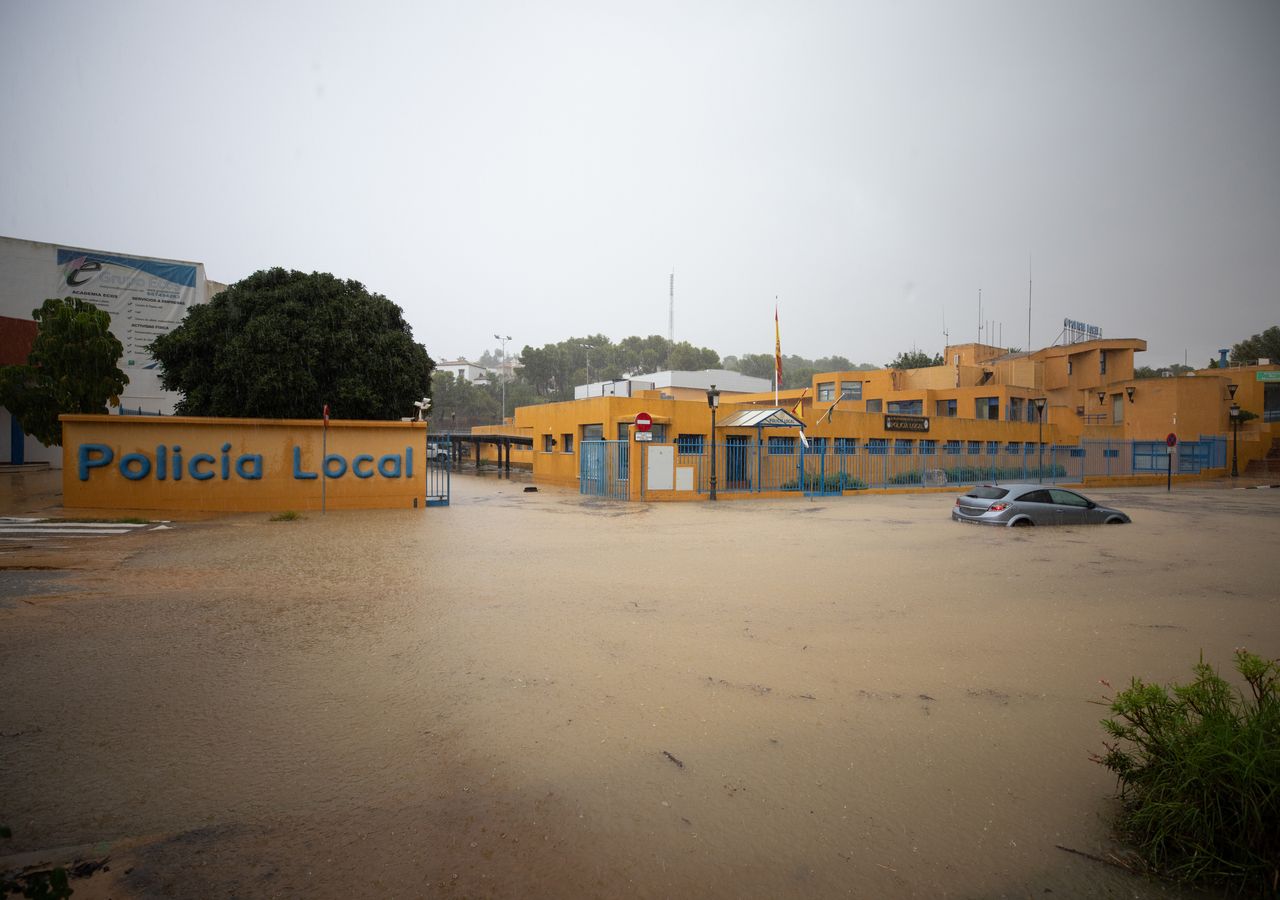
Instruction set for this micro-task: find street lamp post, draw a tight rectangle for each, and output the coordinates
[1034,397,1047,482]
[706,384,721,500]
[1228,383,1240,477]
[580,343,596,386]
[494,334,511,424]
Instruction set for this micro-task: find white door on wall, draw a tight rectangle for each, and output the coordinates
[647,444,674,491]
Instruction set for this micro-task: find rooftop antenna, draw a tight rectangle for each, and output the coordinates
[977,288,982,344]
[669,270,675,343]
[1027,253,1032,353]
[942,308,949,351]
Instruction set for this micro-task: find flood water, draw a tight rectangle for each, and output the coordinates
[2,472,1276,898]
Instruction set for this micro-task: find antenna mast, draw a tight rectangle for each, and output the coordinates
[669,270,675,343]
[977,288,983,344]
[1027,254,1032,353]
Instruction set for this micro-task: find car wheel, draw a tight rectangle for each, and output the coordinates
[1011,519,1034,527]
[1104,517,1125,524]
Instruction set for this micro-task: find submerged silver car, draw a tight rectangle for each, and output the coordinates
[952,483,1131,526]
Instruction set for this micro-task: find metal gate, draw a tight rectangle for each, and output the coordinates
[425,448,450,506]
[580,440,629,499]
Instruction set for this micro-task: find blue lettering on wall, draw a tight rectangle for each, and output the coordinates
[293,446,318,480]
[120,453,151,480]
[352,454,375,478]
[74,441,414,484]
[377,454,402,477]
[235,454,263,479]
[79,443,115,480]
[189,453,216,480]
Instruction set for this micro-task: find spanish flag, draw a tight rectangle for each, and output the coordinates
[774,304,783,393]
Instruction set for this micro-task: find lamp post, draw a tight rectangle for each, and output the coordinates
[580,342,596,385]
[494,334,511,424]
[1228,383,1239,477]
[1034,397,1047,482]
[706,384,720,500]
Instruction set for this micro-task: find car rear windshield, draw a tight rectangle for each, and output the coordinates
[966,486,1009,499]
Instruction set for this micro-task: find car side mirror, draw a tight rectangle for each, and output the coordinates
[1086,500,1096,509]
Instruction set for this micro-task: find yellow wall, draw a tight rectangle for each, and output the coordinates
[62,415,429,512]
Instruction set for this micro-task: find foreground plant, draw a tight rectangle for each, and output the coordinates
[1095,649,1279,893]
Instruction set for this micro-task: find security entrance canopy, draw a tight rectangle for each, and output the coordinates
[715,407,805,429]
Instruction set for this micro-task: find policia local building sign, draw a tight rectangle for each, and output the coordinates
[62,415,428,512]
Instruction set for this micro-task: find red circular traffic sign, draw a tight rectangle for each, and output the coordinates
[635,412,653,432]
[1166,433,1177,447]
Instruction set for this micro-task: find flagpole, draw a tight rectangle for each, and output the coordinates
[774,301,781,406]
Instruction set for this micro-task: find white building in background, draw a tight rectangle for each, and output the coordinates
[575,369,771,400]
[0,235,224,466]
[437,359,492,383]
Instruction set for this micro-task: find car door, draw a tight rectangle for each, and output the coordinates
[1017,489,1058,525]
[1048,488,1092,524]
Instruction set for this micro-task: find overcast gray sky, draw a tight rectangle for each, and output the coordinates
[3,1,1277,368]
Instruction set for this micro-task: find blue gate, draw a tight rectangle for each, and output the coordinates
[425,448,450,506]
[580,440,629,499]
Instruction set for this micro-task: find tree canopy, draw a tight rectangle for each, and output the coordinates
[149,268,434,420]
[1230,326,1280,365]
[886,349,944,369]
[722,353,876,389]
[516,334,721,400]
[0,297,127,446]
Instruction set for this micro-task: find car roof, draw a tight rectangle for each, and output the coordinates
[979,483,1080,494]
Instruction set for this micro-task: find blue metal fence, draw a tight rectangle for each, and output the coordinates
[658,436,1229,496]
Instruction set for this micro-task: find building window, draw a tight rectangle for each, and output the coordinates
[866,399,883,413]
[1067,360,1073,375]
[562,433,574,453]
[868,438,888,455]
[936,399,957,417]
[808,436,828,455]
[649,424,669,444]
[582,423,604,442]
[835,438,858,455]
[976,397,999,420]
[1100,351,1107,375]
[967,441,982,455]
[543,434,554,452]
[768,436,797,455]
[888,399,923,415]
[676,434,704,455]
[840,381,863,400]
[1027,403,1038,423]
[1005,441,1021,454]
[1103,448,1119,458]
[944,440,962,455]
[986,441,999,456]
[919,440,937,456]
[1007,398,1024,421]
[1068,447,1086,458]
[817,381,835,402]
[894,439,914,455]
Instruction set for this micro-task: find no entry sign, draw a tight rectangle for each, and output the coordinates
[1166,432,1177,447]
[635,412,653,432]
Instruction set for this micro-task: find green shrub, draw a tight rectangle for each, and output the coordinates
[269,510,302,522]
[1095,649,1279,892]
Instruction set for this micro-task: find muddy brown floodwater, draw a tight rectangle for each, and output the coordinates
[1,471,1277,898]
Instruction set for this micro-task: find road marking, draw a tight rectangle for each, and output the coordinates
[0,518,170,540]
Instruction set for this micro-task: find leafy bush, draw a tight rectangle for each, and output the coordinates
[781,473,866,491]
[1095,650,1279,892]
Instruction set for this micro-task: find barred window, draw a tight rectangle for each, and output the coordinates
[768,436,797,455]
[676,434,704,455]
[944,440,962,455]
[894,439,914,455]
[835,438,858,455]
[868,438,889,455]
[919,440,937,455]
[817,381,835,402]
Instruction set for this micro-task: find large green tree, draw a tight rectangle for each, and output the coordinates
[516,334,721,400]
[150,269,434,420]
[1230,326,1280,364]
[0,297,127,446]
